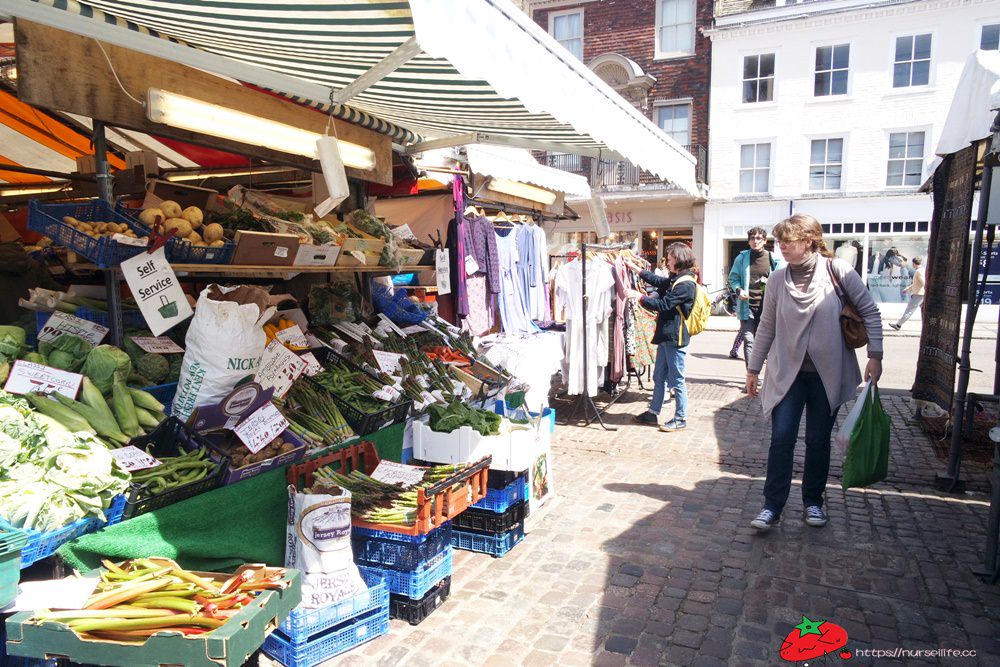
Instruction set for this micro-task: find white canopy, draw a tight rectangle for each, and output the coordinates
[936,50,1000,156]
[465,145,592,199]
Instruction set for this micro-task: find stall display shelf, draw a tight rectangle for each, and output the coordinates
[352,522,452,572]
[451,523,525,558]
[358,547,453,600]
[452,501,526,534]
[121,417,228,521]
[65,262,428,275]
[472,476,528,513]
[0,495,125,569]
[389,576,451,626]
[278,572,387,645]
[263,605,389,667]
[0,527,28,608]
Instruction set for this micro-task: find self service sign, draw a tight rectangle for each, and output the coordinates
[121,247,193,336]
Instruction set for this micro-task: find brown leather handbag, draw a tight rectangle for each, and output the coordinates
[826,261,868,349]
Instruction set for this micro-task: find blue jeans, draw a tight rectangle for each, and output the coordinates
[648,342,687,420]
[762,372,840,515]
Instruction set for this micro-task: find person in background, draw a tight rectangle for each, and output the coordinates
[654,256,670,277]
[728,227,783,374]
[632,243,697,432]
[729,328,744,360]
[889,256,924,330]
[747,214,883,531]
[0,241,62,325]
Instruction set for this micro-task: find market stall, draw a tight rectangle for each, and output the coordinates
[0,1,698,665]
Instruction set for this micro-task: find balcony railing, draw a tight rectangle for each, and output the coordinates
[540,144,707,192]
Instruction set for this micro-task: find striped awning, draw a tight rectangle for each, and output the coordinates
[4,0,699,197]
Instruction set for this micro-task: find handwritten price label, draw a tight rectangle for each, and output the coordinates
[130,336,184,354]
[112,233,149,247]
[234,403,289,454]
[254,341,307,399]
[372,350,404,376]
[110,445,162,472]
[299,352,323,377]
[371,461,426,488]
[37,312,109,346]
[3,361,83,399]
[275,325,309,349]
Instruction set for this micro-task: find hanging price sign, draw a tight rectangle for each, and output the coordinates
[234,403,289,454]
[37,312,109,346]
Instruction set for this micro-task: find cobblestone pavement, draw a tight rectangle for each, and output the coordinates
[303,381,1000,666]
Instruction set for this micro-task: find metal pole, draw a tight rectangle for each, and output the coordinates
[92,121,123,347]
[943,141,995,490]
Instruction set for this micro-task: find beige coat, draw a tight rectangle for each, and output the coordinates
[749,256,883,417]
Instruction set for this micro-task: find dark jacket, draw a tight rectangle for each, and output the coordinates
[0,243,62,325]
[639,269,697,347]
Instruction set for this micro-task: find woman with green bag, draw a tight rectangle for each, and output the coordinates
[746,215,884,531]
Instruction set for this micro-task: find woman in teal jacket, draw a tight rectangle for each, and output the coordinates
[728,227,783,370]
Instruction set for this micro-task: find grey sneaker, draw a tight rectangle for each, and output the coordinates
[659,418,687,432]
[632,411,659,425]
[804,505,828,527]
[750,508,779,531]
[888,322,901,330]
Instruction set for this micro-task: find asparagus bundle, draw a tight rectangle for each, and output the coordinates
[278,379,354,447]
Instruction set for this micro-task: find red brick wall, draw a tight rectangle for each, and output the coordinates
[533,0,712,154]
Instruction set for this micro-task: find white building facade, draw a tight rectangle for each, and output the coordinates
[704,0,1000,310]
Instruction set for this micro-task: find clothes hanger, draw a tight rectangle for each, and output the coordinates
[463,204,479,217]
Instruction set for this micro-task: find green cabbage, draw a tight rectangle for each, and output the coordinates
[0,325,26,362]
[81,345,133,394]
[39,334,93,372]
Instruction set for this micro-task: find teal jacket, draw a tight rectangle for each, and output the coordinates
[728,249,783,321]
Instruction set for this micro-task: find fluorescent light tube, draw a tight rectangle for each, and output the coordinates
[487,177,558,205]
[146,89,376,170]
[165,167,293,182]
[0,184,69,197]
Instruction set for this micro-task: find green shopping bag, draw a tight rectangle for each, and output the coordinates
[840,381,891,489]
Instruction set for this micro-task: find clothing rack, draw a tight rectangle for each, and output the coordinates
[566,241,633,430]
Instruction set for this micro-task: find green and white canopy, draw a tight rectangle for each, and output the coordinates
[2,0,699,197]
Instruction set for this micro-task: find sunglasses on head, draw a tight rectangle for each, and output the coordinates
[749,235,766,240]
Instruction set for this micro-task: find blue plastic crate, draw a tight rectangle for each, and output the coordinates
[358,547,453,600]
[141,382,178,416]
[451,523,525,558]
[263,606,390,667]
[352,522,451,571]
[278,572,387,645]
[34,308,145,341]
[115,205,235,265]
[0,494,125,568]
[28,200,149,268]
[473,477,528,513]
[494,402,556,434]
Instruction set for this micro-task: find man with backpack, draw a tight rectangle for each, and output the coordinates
[728,227,783,375]
[631,242,704,432]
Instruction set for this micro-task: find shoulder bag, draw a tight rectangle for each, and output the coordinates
[826,260,868,349]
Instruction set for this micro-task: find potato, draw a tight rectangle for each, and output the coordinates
[62,216,78,226]
[187,231,203,244]
[77,222,93,232]
[138,208,163,227]
[163,218,192,238]
[160,200,182,218]
[202,222,224,243]
[181,206,203,228]
[209,239,225,247]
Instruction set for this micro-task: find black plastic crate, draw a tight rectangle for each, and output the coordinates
[389,576,451,626]
[121,417,228,520]
[28,200,149,268]
[487,468,527,490]
[311,352,411,436]
[452,501,526,534]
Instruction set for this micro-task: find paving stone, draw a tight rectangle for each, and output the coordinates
[604,635,638,655]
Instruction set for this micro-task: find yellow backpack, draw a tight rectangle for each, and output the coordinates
[673,275,711,337]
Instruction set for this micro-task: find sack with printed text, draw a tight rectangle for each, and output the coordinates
[171,284,276,420]
[286,484,366,608]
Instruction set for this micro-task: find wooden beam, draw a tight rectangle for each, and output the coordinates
[14,20,394,185]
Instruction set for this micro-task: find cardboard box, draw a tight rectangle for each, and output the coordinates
[294,242,342,267]
[232,230,300,266]
[4,566,301,667]
[125,150,160,177]
[75,155,97,175]
[338,223,384,254]
[145,179,218,212]
[336,249,381,267]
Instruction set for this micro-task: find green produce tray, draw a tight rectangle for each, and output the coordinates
[4,568,301,667]
[0,528,28,608]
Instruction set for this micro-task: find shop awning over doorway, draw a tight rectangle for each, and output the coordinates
[1,0,698,197]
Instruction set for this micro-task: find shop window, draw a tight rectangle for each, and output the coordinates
[905,221,916,232]
[656,103,691,146]
[809,138,843,190]
[742,54,775,103]
[867,237,927,303]
[981,24,1000,50]
[815,44,849,96]
[886,131,924,186]
[893,34,931,88]
[549,9,583,60]
[918,221,928,232]
[656,0,695,58]
[739,143,771,193]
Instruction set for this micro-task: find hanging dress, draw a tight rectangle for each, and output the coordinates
[496,227,538,336]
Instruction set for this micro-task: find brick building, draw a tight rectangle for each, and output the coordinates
[528,1,712,268]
